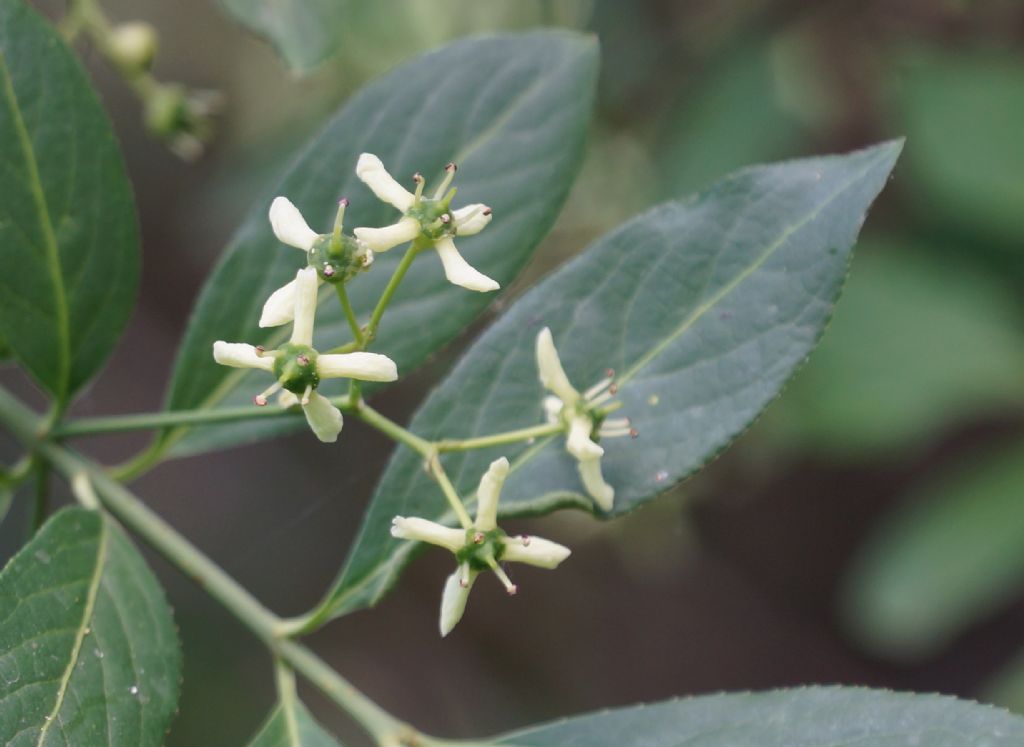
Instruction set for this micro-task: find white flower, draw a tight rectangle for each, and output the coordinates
[213,267,398,443]
[353,153,498,293]
[261,197,374,328]
[390,457,571,636]
[536,327,636,511]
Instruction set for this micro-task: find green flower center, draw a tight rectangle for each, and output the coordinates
[408,196,455,242]
[455,527,506,571]
[273,343,320,395]
[307,234,372,284]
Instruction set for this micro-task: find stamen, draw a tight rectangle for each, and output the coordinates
[599,425,634,438]
[440,213,451,224]
[255,345,266,356]
[472,531,485,545]
[322,264,335,277]
[412,173,424,202]
[459,563,471,588]
[297,354,310,366]
[333,198,348,239]
[433,162,457,199]
[489,562,517,595]
[253,381,282,406]
[300,384,313,406]
[583,377,614,401]
[588,389,614,407]
[602,417,631,430]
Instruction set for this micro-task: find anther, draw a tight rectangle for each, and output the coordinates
[518,534,531,546]
[608,383,619,395]
[440,214,451,224]
[412,172,424,183]
[473,531,485,544]
[338,197,349,207]
[253,395,268,406]
[605,368,615,378]
[482,207,492,216]
[255,345,266,356]
[297,354,310,366]
[445,162,457,173]
[322,264,335,277]
[630,428,639,438]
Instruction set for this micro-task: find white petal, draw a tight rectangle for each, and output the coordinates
[212,342,274,372]
[434,237,499,292]
[578,458,614,511]
[289,267,319,347]
[535,327,579,403]
[473,457,509,531]
[566,413,603,461]
[452,204,492,236]
[353,217,420,252]
[502,536,571,569]
[317,351,398,382]
[301,391,343,443]
[543,395,564,424]
[269,196,319,251]
[259,279,298,328]
[390,516,464,552]
[355,153,415,212]
[439,565,476,637]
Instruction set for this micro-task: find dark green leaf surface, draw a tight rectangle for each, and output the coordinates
[165,31,597,457]
[0,0,138,402]
[0,508,180,745]
[843,440,1024,662]
[761,243,1024,456]
[219,0,347,73]
[497,687,1024,745]
[249,699,341,746]
[321,141,902,618]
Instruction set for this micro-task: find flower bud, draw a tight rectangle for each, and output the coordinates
[109,21,158,71]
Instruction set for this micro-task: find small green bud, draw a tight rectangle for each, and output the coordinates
[109,21,158,71]
[272,343,320,395]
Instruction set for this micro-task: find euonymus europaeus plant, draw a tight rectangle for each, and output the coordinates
[3,0,1020,744]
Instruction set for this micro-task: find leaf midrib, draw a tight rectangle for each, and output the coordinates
[36,518,107,745]
[0,50,71,402]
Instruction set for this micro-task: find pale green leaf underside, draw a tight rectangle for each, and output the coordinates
[0,0,138,401]
[843,438,1024,662]
[320,141,902,619]
[248,699,342,747]
[219,0,348,73]
[165,30,597,457]
[0,508,180,746]
[497,687,1024,745]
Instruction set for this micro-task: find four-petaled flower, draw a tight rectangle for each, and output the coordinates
[260,196,374,328]
[213,267,398,443]
[353,153,498,293]
[391,457,571,636]
[536,327,636,511]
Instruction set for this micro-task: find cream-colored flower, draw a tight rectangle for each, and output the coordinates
[261,196,374,328]
[213,267,397,442]
[390,457,571,636]
[536,327,636,511]
[353,153,498,293]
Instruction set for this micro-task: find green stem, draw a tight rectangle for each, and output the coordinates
[352,402,432,457]
[427,454,474,530]
[30,459,50,532]
[335,284,365,347]
[366,242,423,344]
[54,398,351,437]
[437,422,563,452]
[0,385,416,746]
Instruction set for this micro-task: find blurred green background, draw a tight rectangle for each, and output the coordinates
[5,0,1024,743]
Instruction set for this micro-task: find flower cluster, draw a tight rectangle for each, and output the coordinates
[212,152,498,443]
[391,457,571,636]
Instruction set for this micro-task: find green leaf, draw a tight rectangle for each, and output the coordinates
[894,48,1024,246]
[219,0,348,73]
[320,141,902,619]
[496,687,1024,745]
[249,699,341,747]
[0,507,181,745]
[0,0,139,403]
[165,31,598,457]
[761,242,1024,456]
[842,439,1024,662]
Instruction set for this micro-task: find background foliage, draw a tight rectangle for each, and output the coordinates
[2,0,1023,744]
